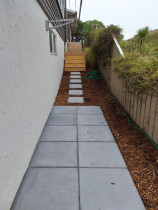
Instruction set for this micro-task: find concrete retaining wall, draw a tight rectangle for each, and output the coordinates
[0,1,64,209]
[99,36,158,145]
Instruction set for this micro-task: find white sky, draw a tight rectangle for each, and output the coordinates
[68,0,158,40]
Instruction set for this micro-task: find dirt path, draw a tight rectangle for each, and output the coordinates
[55,71,158,210]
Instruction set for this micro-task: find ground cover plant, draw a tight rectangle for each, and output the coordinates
[113,53,158,95]
[114,28,158,96]
[120,28,158,56]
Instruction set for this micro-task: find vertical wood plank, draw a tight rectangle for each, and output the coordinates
[130,89,135,120]
[136,93,142,125]
[144,96,152,134]
[126,86,130,113]
[152,99,158,144]
[133,91,138,121]
[148,97,157,138]
[124,85,128,111]
[139,95,146,129]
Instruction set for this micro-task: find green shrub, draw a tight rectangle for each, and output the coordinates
[113,53,158,95]
[91,29,113,62]
[152,46,158,57]
[121,28,158,57]
[106,24,124,41]
[84,47,96,70]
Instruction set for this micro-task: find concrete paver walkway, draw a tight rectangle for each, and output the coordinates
[11,106,145,210]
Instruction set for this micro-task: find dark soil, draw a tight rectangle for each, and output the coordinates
[54,71,158,210]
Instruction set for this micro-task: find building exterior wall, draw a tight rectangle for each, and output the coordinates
[100,37,158,146]
[0,1,64,209]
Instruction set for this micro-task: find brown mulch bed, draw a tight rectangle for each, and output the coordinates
[54,71,158,210]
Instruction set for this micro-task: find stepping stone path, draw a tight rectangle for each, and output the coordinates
[69,84,82,89]
[68,97,84,103]
[11,106,145,210]
[69,90,83,95]
[69,72,84,103]
[70,75,81,79]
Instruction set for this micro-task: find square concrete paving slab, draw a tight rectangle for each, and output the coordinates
[40,126,77,141]
[78,114,107,125]
[78,126,115,142]
[70,75,81,79]
[80,168,145,210]
[77,106,102,115]
[71,72,80,74]
[69,84,82,89]
[12,168,78,210]
[79,142,126,167]
[70,79,81,83]
[51,106,76,114]
[46,114,77,126]
[69,90,83,95]
[30,142,77,167]
[68,97,84,103]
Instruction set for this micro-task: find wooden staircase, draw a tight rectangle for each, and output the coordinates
[64,42,86,72]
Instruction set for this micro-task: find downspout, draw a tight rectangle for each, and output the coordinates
[65,0,68,52]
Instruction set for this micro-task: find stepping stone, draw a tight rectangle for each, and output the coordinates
[78,115,107,126]
[79,142,126,167]
[69,90,83,95]
[80,168,145,210]
[71,72,80,74]
[77,106,102,115]
[30,142,77,167]
[68,97,84,103]
[69,84,82,89]
[78,126,115,142]
[70,75,81,79]
[40,126,77,141]
[51,106,76,114]
[12,168,78,210]
[70,79,81,84]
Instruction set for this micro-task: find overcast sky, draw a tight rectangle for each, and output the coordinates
[68,0,158,40]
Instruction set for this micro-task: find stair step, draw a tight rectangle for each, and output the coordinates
[65,42,86,72]
[65,52,85,56]
[69,50,82,52]
[64,67,86,72]
[69,45,82,47]
[65,60,85,64]
[65,63,85,68]
[69,43,82,46]
[69,46,82,48]
[65,56,85,60]
[69,49,82,52]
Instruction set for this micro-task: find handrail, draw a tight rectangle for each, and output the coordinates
[112,35,125,57]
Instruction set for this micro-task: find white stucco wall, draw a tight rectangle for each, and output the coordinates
[0,1,64,209]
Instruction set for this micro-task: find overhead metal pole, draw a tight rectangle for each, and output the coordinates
[79,0,83,20]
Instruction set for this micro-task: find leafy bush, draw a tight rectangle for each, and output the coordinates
[113,53,158,95]
[91,29,113,61]
[106,24,124,41]
[84,47,96,70]
[152,46,158,57]
[121,28,158,56]
[137,27,150,47]
[82,20,105,46]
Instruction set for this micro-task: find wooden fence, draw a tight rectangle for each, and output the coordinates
[99,36,158,145]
